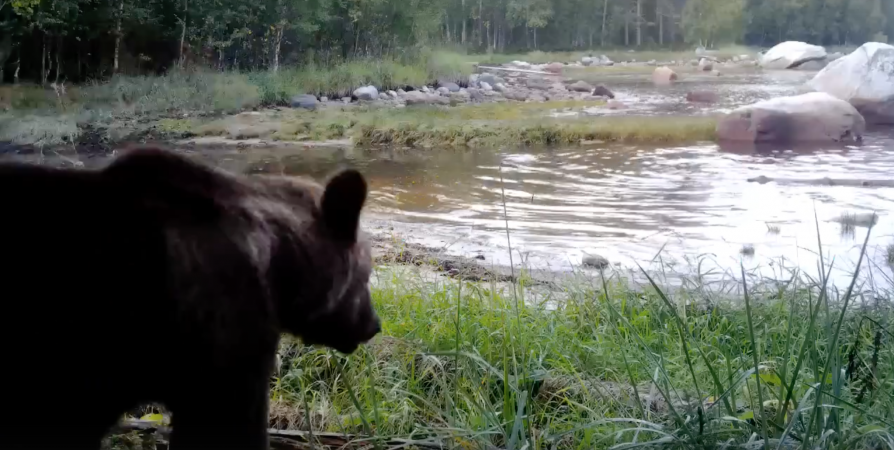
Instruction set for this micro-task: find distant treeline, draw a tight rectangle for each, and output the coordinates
[0,0,890,84]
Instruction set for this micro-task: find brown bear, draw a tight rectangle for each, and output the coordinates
[0,147,380,449]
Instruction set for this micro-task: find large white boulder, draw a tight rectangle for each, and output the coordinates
[760,41,827,70]
[716,92,865,143]
[807,42,894,124]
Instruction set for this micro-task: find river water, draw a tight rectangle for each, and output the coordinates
[5,69,894,287]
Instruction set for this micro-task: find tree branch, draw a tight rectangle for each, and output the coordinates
[113,420,451,450]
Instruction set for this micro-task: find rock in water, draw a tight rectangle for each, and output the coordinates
[795,59,828,71]
[698,58,714,71]
[568,80,595,92]
[582,254,610,269]
[759,41,827,69]
[716,92,865,143]
[686,91,719,103]
[807,42,894,125]
[290,94,318,110]
[591,85,615,99]
[581,56,594,66]
[353,85,379,101]
[437,87,450,95]
[652,66,677,85]
[480,81,493,91]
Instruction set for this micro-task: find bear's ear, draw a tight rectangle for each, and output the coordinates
[321,169,368,242]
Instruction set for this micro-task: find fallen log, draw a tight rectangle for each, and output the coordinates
[475,65,555,75]
[112,420,447,450]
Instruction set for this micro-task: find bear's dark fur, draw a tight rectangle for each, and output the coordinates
[0,147,380,449]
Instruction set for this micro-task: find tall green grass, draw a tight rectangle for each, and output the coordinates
[270,226,893,450]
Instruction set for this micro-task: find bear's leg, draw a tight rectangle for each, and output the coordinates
[168,376,270,450]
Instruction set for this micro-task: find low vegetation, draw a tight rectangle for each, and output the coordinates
[189,106,719,148]
[258,230,894,450]
[0,53,473,147]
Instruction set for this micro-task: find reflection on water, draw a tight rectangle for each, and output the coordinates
[6,135,894,285]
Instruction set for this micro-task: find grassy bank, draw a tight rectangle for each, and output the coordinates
[0,52,473,147]
[265,235,893,450]
[189,105,719,147]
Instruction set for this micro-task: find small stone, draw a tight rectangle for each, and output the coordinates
[606,100,626,110]
[480,81,493,91]
[353,85,379,101]
[591,85,615,99]
[686,91,719,103]
[545,62,565,73]
[479,73,497,85]
[320,96,329,102]
[583,255,610,269]
[437,87,450,95]
[290,94,318,110]
[568,80,595,92]
[439,81,461,92]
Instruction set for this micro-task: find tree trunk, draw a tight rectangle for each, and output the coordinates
[113,0,124,74]
[273,25,283,72]
[14,56,20,84]
[41,35,46,85]
[624,13,629,46]
[478,0,483,45]
[461,0,466,44]
[601,0,608,46]
[636,0,642,46]
[533,27,537,49]
[54,36,61,82]
[492,11,497,50]
[445,12,451,42]
[178,0,188,69]
[658,3,663,46]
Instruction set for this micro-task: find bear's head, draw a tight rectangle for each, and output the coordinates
[262,169,380,354]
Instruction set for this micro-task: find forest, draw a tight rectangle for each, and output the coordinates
[0,0,890,84]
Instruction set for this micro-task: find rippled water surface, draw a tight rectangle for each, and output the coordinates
[6,70,894,285]
[209,134,894,285]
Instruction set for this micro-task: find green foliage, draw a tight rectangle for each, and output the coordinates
[1,0,892,84]
[681,0,746,46]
